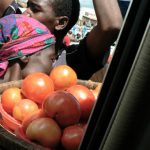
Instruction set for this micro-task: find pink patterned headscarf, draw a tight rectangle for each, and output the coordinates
[0,14,55,77]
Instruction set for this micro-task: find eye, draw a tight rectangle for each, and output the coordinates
[27,2,41,13]
[49,54,56,61]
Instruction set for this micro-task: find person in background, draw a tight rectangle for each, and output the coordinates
[0,0,21,18]
[67,30,75,43]
[63,35,71,46]
[71,24,78,38]
[73,32,82,43]
[0,14,56,83]
[0,0,122,82]
[82,21,88,38]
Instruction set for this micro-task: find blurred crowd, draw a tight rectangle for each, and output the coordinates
[15,0,27,8]
[66,21,93,45]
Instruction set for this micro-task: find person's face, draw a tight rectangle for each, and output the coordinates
[23,0,56,32]
[23,0,69,35]
[21,45,56,78]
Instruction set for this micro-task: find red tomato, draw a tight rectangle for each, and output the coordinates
[1,87,22,114]
[49,65,77,90]
[12,99,39,122]
[61,124,85,150]
[67,85,96,121]
[21,72,54,104]
[43,90,81,128]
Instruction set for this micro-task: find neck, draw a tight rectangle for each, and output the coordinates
[0,62,22,83]
[0,0,14,17]
[54,32,65,52]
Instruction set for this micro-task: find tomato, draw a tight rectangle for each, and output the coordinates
[67,85,96,121]
[49,65,77,90]
[26,117,62,148]
[61,124,85,150]
[77,122,88,130]
[12,99,39,122]
[43,90,81,127]
[1,87,22,114]
[15,127,54,150]
[22,109,47,133]
[21,72,54,104]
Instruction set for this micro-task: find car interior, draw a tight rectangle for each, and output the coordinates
[79,0,150,149]
[0,0,149,150]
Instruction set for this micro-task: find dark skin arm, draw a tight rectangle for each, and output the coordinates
[86,0,123,58]
[0,0,14,17]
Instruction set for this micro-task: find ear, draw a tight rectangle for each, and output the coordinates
[55,16,69,31]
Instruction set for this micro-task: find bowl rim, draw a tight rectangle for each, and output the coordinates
[0,101,21,126]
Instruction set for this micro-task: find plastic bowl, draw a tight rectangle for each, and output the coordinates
[0,102,21,131]
[15,127,31,143]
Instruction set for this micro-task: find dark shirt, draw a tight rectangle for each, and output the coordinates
[118,0,130,18]
[2,1,22,17]
[53,36,110,80]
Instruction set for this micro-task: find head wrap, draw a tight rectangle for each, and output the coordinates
[0,14,55,77]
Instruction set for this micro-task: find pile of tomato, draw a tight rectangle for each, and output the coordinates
[0,65,101,150]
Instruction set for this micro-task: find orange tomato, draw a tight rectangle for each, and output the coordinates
[50,65,77,90]
[1,87,22,114]
[21,72,54,104]
[12,99,39,122]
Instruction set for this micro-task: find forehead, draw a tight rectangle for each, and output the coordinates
[28,0,52,7]
[28,0,55,15]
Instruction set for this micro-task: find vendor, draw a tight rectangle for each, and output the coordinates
[0,14,56,83]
